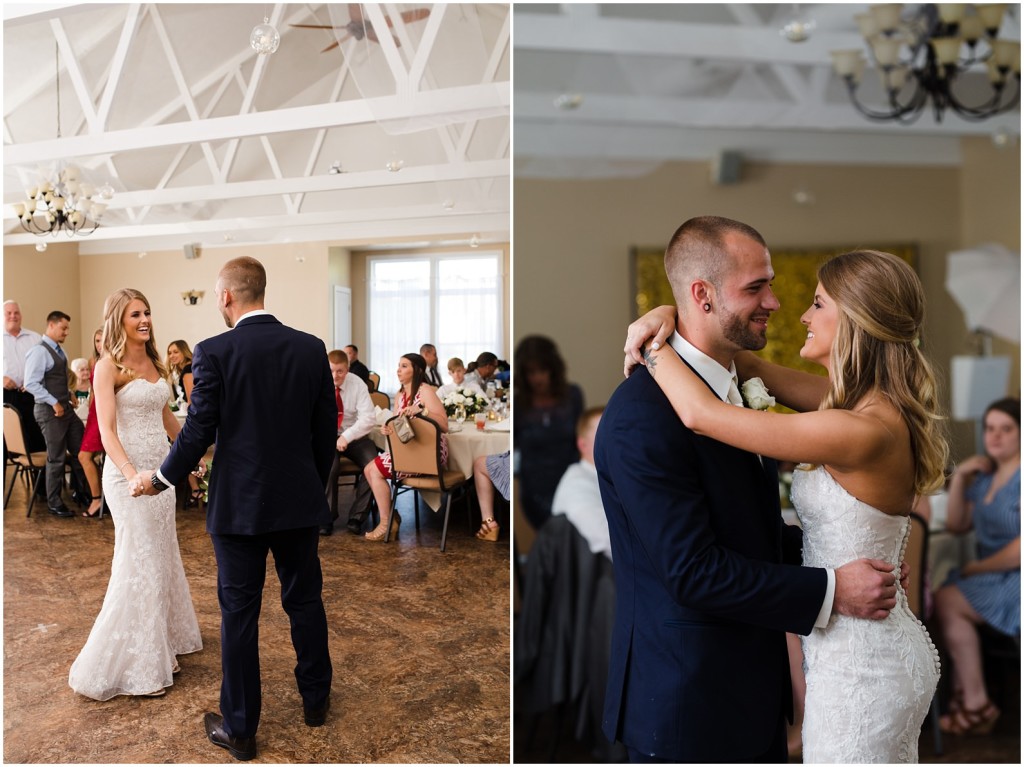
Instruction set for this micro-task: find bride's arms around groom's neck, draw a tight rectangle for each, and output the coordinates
[734,351,829,413]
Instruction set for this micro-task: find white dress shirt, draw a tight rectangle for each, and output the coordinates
[338,372,375,444]
[552,460,612,561]
[436,379,484,400]
[668,331,835,628]
[3,326,43,388]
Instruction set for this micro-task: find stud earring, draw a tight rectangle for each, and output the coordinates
[703,302,712,313]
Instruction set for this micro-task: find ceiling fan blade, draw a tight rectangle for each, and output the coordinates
[382,8,431,29]
[290,23,346,30]
[320,33,351,53]
[349,3,363,22]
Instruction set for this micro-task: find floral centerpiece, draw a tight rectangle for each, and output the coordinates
[442,387,490,418]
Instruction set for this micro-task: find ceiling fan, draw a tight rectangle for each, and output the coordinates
[292,4,431,52]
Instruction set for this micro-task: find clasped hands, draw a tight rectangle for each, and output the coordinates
[128,461,207,498]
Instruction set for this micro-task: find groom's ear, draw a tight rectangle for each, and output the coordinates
[690,280,714,309]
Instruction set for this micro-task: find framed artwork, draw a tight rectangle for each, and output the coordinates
[630,244,917,376]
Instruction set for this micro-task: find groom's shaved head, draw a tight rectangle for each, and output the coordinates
[664,216,767,310]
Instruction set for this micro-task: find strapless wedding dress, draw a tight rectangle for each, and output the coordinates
[69,378,202,700]
[792,465,940,763]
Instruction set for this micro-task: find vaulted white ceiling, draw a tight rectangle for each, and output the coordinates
[514,3,1020,179]
[3,3,510,254]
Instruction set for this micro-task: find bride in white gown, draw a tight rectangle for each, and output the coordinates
[629,250,946,762]
[69,289,202,700]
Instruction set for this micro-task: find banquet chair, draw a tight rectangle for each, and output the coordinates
[905,511,943,755]
[383,413,469,552]
[367,371,380,393]
[369,390,390,410]
[331,454,378,530]
[3,404,47,516]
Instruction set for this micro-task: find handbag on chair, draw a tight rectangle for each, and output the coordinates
[392,414,415,444]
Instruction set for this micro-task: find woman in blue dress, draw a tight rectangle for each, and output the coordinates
[935,397,1020,735]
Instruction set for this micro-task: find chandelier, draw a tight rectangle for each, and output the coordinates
[831,3,1021,123]
[14,43,113,237]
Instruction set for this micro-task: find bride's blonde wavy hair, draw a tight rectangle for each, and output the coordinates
[818,250,948,495]
[101,288,166,381]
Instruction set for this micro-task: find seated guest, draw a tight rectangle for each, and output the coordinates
[420,343,443,387]
[165,339,194,404]
[437,357,484,400]
[472,451,510,542]
[70,358,91,423]
[321,349,379,536]
[551,406,610,560]
[165,339,202,507]
[4,300,48,499]
[513,335,584,529]
[464,351,498,390]
[344,344,371,385]
[363,353,448,542]
[935,397,1020,736]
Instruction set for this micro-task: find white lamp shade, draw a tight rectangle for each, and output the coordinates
[951,356,1011,420]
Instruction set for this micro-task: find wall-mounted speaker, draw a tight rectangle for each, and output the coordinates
[183,242,201,259]
[710,150,743,185]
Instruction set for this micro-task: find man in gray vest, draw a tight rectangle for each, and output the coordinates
[23,311,88,517]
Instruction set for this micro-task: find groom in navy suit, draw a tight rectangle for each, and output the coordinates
[595,216,899,762]
[136,256,336,761]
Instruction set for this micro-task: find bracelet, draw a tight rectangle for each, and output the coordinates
[118,460,134,474]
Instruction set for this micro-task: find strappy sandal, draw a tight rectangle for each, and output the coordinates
[184,489,204,508]
[82,496,102,518]
[475,517,499,542]
[939,700,1000,735]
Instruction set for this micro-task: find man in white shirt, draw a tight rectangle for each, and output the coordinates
[322,349,379,536]
[3,301,48,461]
[551,406,611,561]
[464,351,497,390]
[436,357,484,400]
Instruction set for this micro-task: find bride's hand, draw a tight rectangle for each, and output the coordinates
[624,305,677,376]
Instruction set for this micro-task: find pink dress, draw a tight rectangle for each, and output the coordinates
[80,368,103,453]
[374,388,448,478]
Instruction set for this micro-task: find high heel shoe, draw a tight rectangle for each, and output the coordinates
[475,517,500,542]
[940,700,1000,736]
[82,496,102,518]
[365,511,401,542]
[184,489,204,509]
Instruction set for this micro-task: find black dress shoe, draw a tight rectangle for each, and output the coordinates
[203,713,256,761]
[304,697,330,727]
[319,524,333,536]
[346,518,365,534]
[48,504,74,518]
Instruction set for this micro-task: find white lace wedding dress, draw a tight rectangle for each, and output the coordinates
[68,378,202,700]
[793,465,940,763]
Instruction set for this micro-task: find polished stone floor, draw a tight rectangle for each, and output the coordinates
[3,475,511,763]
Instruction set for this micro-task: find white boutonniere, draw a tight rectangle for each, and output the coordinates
[741,377,775,411]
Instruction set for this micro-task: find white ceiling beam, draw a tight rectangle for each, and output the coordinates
[95,4,143,130]
[3,202,509,246]
[770,64,810,104]
[50,18,99,133]
[296,61,352,213]
[725,4,763,26]
[7,158,509,212]
[515,13,865,66]
[408,4,446,91]
[514,91,1018,136]
[363,4,409,94]
[5,83,510,166]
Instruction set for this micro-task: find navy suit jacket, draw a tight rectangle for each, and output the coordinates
[595,362,827,762]
[161,314,336,536]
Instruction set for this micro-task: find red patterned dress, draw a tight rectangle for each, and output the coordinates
[80,367,104,452]
[373,387,448,478]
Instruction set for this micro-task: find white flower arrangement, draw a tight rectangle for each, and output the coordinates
[442,387,490,417]
[740,377,776,411]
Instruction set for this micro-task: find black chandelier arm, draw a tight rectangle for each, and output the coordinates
[947,77,1020,120]
[18,209,101,237]
[842,77,928,123]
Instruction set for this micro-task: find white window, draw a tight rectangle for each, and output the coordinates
[367,252,503,395]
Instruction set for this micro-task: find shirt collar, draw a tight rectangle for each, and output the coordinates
[235,309,271,325]
[42,335,61,351]
[667,331,737,403]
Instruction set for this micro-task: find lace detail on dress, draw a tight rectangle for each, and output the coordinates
[793,465,940,763]
[68,379,202,700]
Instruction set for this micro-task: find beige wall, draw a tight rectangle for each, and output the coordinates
[350,242,511,372]
[5,242,334,360]
[514,142,1020,461]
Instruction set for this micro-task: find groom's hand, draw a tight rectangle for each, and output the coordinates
[135,469,160,496]
[833,558,898,620]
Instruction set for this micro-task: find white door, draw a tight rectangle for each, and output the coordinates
[333,286,352,351]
